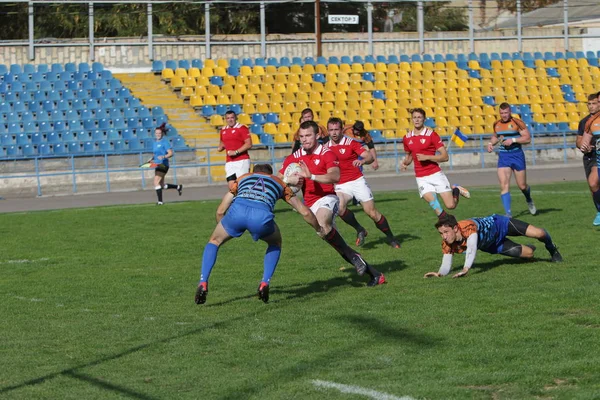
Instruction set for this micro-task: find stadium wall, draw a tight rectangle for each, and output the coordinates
[0,28,584,68]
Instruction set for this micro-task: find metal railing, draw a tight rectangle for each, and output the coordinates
[0,131,581,197]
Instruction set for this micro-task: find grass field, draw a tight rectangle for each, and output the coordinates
[1,181,600,400]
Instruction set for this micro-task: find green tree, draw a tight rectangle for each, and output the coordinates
[497,0,560,13]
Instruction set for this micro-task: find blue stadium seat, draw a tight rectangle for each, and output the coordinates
[142,117,154,129]
[215,105,228,116]
[62,131,75,142]
[252,113,266,124]
[292,57,304,66]
[444,54,455,62]
[22,144,37,157]
[165,60,177,70]
[362,72,375,82]
[138,107,151,118]
[242,58,253,67]
[316,56,328,65]
[92,62,104,72]
[229,59,240,69]
[422,54,433,62]
[8,123,21,135]
[312,73,326,83]
[6,145,20,157]
[210,76,223,86]
[127,138,142,151]
[279,57,291,67]
[9,64,22,74]
[352,55,364,64]
[47,131,61,144]
[201,106,215,117]
[534,52,544,60]
[173,136,187,149]
[127,118,140,128]
[191,59,203,69]
[54,121,66,132]
[227,67,240,77]
[178,60,190,70]
[267,57,280,67]
[16,133,30,145]
[53,143,67,155]
[38,144,52,156]
[1,134,14,145]
[558,122,570,132]
[82,141,96,153]
[111,139,126,152]
[328,56,340,65]
[266,112,279,124]
[251,124,263,134]
[340,56,352,64]
[100,70,112,80]
[98,140,113,152]
[151,106,164,116]
[254,58,266,67]
[31,132,44,144]
[0,64,7,75]
[229,104,242,115]
[68,142,82,154]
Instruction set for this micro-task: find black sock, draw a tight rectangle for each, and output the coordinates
[522,186,532,202]
[375,215,394,238]
[452,187,460,205]
[339,209,364,233]
[438,210,448,219]
[593,189,600,212]
[164,183,178,190]
[156,188,163,202]
[324,228,358,265]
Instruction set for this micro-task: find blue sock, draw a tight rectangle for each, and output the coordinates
[539,229,556,252]
[521,186,532,202]
[428,195,443,215]
[593,189,600,212]
[501,192,512,216]
[262,245,281,284]
[200,243,219,283]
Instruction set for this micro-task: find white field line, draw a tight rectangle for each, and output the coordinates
[471,189,588,195]
[312,380,416,400]
[0,257,50,265]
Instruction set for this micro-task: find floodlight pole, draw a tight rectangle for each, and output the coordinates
[367,1,373,56]
[28,1,34,61]
[89,3,95,61]
[205,3,211,59]
[316,0,322,57]
[517,0,522,53]
[563,0,569,51]
[147,3,153,61]
[468,0,474,53]
[260,1,266,58]
[417,1,424,54]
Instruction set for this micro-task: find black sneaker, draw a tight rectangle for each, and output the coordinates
[367,273,386,287]
[387,238,401,249]
[258,282,269,303]
[350,253,368,276]
[356,230,368,247]
[194,282,208,305]
[177,185,183,196]
[550,247,563,262]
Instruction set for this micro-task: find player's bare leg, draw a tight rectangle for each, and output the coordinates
[498,167,513,217]
[587,166,600,225]
[514,169,536,215]
[337,191,367,246]
[507,218,562,262]
[422,192,445,217]
[196,223,234,305]
[362,199,400,249]
[154,173,165,205]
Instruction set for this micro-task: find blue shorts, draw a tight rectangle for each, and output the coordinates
[220,199,275,241]
[479,214,511,254]
[498,149,526,171]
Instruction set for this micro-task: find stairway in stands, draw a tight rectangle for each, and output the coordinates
[114,72,226,181]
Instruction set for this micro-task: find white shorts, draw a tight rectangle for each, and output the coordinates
[415,171,452,198]
[309,194,339,217]
[225,159,250,180]
[335,176,374,203]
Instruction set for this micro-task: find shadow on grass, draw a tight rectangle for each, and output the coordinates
[338,315,441,346]
[471,255,549,275]
[360,232,421,250]
[513,207,562,218]
[0,312,259,399]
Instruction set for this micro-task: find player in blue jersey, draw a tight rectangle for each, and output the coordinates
[194,163,322,305]
[148,123,182,205]
[487,103,536,217]
[424,213,562,279]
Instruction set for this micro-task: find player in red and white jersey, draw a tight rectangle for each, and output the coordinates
[218,110,252,190]
[401,108,470,218]
[326,117,400,249]
[280,120,386,286]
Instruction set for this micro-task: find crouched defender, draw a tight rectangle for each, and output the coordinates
[195,164,322,304]
[425,213,563,279]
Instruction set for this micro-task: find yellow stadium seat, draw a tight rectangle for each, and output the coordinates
[186,67,200,78]
[290,65,303,74]
[364,63,375,73]
[262,123,276,134]
[535,60,546,68]
[217,94,230,105]
[239,66,252,76]
[244,93,257,104]
[331,109,346,119]
[335,91,348,102]
[274,134,287,143]
[346,109,359,121]
[371,119,384,130]
[473,115,485,126]
[189,95,202,108]
[436,116,448,127]
[174,68,188,78]
[296,92,309,102]
[579,58,589,68]
[265,66,277,75]
[375,62,387,73]
[250,134,260,145]
[170,76,184,89]
[213,67,226,77]
[210,114,224,126]
[203,94,217,106]
[578,102,588,113]
[460,116,473,126]
[278,122,292,135]
[400,62,411,72]
[315,64,327,74]
[309,91,322,102]
[324,64,338,74]
[312,82,324,92]
[338,63,351,73]
[253,66,266,76]
[180,86,194,98]
[236,76,249,85]
[263,74,275,84]
[303,64,315,74]
[161,68,175,80]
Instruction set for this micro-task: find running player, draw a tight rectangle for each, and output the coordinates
[401,108,470,218]
[424,213,563,279]
[281,120,386,286]
[218,110,252,191]
[487,103,536,217]
[580,92,600,226]
[148,123,182,205]
[194,163,323,305]
[576,93,600,226]
[326,117,400,248]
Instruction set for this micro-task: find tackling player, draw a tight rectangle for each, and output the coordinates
[281,120,386,287]
[194,164,323,305]
[401,108,470,218]
[424,213,563,279]
[326,117,400,248]
[487,103,536,217]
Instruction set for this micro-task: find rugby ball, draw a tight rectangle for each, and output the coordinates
[283,162,303,193]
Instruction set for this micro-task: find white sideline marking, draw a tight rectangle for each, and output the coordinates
[312,380,416,400]
[473,189,588,195]
[0,258,50,265]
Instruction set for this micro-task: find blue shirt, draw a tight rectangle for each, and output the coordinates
[153,138,172,166]
[233,173,293,213]
[470,215,498,251]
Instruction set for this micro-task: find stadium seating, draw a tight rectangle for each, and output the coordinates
[0,62,191,159]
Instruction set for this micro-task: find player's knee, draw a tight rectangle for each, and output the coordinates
[501,244,522,258]
[446,201,457,210]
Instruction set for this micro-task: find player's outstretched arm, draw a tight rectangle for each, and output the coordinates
[452,233,478,278]
[424,254,453,278]
[216,192,234,223]
[287,196,323,236]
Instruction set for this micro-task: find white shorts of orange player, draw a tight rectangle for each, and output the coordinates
[415,171,452,198]
[334,176,374,203]
[225,159,251,180]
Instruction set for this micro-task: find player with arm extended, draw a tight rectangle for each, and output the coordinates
[579,92,600,226]
[218,110,253,191]
[424,213,563,279]
[281,120,386,287]
[149,123,182,205]
[194,163,323,305]
[486,102,535,217]
[326,117,400,248]
[401,108,470,218]
[343,120,379,171]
